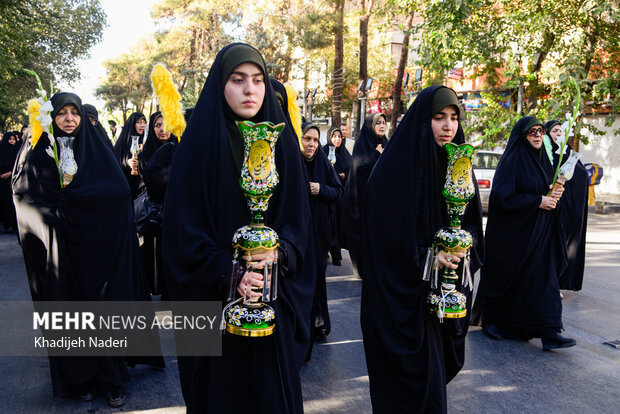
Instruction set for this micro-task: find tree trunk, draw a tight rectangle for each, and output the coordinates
[355,0,373,137]
[527,31,554,109]
[331,0,345,127]
[390,12,415,137]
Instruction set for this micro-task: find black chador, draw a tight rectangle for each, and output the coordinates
[341,113,388,277]
[322,126,351,260]
[161,43,315,414]
[361,86,484,413]
[137,111,178,296]
[12,92,162,398]
[113,112,147,199]
[0,132,19,231]
[545,120,588,291]
[302,124,342,358]
[479,117,568,340]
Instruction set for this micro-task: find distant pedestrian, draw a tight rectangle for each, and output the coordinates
[301,122,342,358]
[0,131,19,232]
[113,112,147,199]
[323,125,351,265]
[341,113,388,278]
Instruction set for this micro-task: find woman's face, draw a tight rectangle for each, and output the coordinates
[331,130,342,147]
[8,135,16,145]
[431,105,459,147]
[526,125,544,149]
[374,116,387,137]
[549,124,563,142]
[224,62,265,119]
[302,128,320,159]
[55,104,81,135]
[153,116,170,141]
[135,117,147,135]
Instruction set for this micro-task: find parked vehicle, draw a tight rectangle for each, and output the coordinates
[473,150,503,213]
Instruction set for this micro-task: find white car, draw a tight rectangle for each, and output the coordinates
[473,150,503,213]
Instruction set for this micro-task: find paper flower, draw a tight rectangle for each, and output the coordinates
[27,99,43,147]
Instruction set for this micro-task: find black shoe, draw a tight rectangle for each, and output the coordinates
[104,387,125,408]
[333,260,342,266]
[78,382,96,402]
[542,332,576,351]
[482,324,504,340]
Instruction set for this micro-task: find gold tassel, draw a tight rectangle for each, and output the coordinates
[284,83,303,151]
[151,64,186,141]
[28,99,43,148]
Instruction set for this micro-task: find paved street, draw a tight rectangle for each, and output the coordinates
[0,213,619,413]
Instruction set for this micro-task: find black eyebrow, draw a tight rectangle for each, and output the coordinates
[230,70,264,78]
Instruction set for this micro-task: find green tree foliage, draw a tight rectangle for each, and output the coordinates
[96,38,158,122]
[0,0,106,130]
[415,0,619,147]
[97,0,240,115]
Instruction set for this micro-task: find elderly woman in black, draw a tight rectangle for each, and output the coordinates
[113,111,147,199]
[162,43,315,413]
[341,112,388,277]
[301,122,342,358]
[323,125,351,265]
[12,92,162,407]
[479,116,574,350]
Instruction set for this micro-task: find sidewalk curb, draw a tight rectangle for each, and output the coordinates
[590,201,620,214]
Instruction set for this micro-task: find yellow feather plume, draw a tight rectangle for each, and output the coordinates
[28,99,43,148]
[284,83,303,151]
[151,64,186,141]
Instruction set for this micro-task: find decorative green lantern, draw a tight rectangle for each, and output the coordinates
[423,143,480,321]
[223,121,285,337]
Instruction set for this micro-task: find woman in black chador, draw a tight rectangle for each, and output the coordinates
[0,131,19,232]
[341,112,388,277]
[138,111,178,296]
[161,43,315,413]
[322,125,351,265]
[545,120,588,291]
[479,116,575,351]
[82,103,112,148]
[361,86,484,413]
[301,123,342,357]
[11,92,162,407]
[113,111,147,199]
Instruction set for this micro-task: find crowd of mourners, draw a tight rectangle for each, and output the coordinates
[0,42,589,413]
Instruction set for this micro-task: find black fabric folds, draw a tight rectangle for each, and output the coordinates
[113,112,147,199]
[11,93,162,397]
[361,86,484,413]
[341,113,388,276]
[161,43,315,414]
[304,145,342,356]
[479,116,568,338]
[545,120,588,290]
